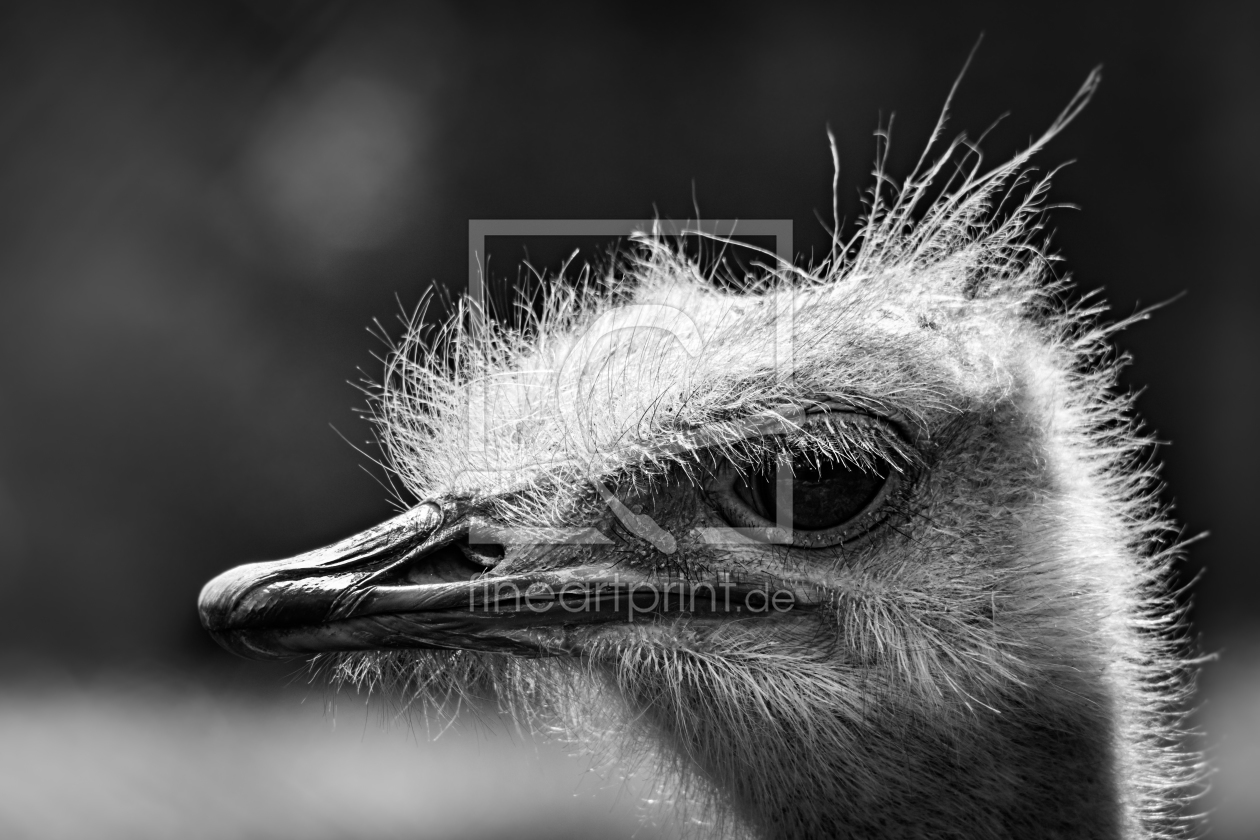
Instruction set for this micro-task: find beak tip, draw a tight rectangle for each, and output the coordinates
[197,502,456,661]
[197,575,227,633]
[197,564,250,633]
[197,567,298,660]
[198,561,298,659]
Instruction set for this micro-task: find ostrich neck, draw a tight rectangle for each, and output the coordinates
[634,670,1127,840]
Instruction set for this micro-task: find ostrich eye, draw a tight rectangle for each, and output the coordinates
[734,453,890,531]
[708,411,904,548]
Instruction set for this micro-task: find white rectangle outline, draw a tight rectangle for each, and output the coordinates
[465,218,795,546]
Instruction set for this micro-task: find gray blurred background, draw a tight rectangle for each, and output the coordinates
[0,1,1254,837]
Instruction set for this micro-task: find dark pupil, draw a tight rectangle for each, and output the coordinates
[749,455,889,531]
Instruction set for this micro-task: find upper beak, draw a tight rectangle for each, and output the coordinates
[199,501,607,660]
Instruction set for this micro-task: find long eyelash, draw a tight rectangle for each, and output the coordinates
[723,414,917,480]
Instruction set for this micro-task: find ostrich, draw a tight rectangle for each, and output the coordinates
[199,70,1201,840]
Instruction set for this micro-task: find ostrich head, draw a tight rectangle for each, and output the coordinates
[199,71,1199,840]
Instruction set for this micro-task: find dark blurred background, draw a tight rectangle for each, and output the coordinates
[0,1,1254,837]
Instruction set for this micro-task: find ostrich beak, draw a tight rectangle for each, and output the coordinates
[200,501,783,661]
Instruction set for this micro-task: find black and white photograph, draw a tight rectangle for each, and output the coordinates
[0,2,1255,838]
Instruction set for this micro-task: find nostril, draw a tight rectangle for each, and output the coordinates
[398,536,492,585]
[461,538,506,568]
